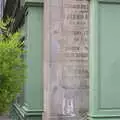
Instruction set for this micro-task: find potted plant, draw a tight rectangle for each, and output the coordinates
[0,18,26,115]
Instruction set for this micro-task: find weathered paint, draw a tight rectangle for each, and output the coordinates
[89,0,120,119]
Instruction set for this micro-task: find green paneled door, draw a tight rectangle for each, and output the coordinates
[89,0,120,120]
[10,1,44,120]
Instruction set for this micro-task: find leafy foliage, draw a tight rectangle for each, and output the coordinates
[0,18,26,113]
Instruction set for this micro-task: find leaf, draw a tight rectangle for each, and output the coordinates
[0,17,26,113]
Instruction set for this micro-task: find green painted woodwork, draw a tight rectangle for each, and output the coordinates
[10,104,42,120]
[89,0,120,119]
[21,0,43,7]
[25,0,43,3]
[11,104,42,120]
[10,2,44,120]
[90,119,120,120]
[24,6,43,111]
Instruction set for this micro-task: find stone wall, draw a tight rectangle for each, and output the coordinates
[44,0,89,120]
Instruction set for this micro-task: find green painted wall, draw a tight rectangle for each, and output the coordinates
[89,0,120,119]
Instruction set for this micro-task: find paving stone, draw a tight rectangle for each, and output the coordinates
[0,116,10,120]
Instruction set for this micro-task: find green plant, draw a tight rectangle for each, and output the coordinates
[0,18,26,113]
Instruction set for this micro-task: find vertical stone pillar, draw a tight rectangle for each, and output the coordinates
[44,0,89,120]
[89,0,120,120]
[10,0,44,120]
